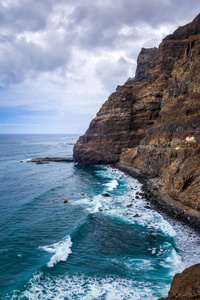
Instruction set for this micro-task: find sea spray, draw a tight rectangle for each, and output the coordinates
[105,179,119,191]
[39,235,72,267]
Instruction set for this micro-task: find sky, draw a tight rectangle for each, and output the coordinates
[0,0,200,134]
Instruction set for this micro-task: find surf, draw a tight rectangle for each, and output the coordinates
[105,179,119,191]
[1,135,200,300]
[39,235,72,268]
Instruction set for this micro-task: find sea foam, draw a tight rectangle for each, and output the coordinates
[10,272,162,300]
[39,235,72,267]
[105,179,119,191]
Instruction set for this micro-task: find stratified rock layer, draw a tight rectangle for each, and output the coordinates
[74,14,200,210]
[73,56,162,164]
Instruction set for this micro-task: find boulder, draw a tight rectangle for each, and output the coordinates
[102,193,110,197]
[159,264,200,300]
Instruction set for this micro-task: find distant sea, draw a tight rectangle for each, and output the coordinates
[0,134,199,300]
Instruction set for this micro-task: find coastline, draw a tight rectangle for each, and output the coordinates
[27,155,200,232]
[114,162,200,233]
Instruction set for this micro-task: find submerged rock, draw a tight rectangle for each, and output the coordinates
[27,157,74,163]
[133,214,139,218]
[63,199,69,204]
[102,193,110,197]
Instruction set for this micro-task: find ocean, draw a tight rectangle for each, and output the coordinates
[0,134,199,300]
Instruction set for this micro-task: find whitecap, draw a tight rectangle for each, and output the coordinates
[10,272,162,300]
[85,198,102,213]
[159,246,184,275]
[39,235,72,268]
[20,158,32,162]
[105,179,119,191]
[98,167,177,239]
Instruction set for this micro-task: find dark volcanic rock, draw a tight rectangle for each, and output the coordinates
[73,13,200,211]
[73,65,162,164]
[73,15,200,295]
[135,47,158,80]
[27,157,74,163]
[102,193,110,197]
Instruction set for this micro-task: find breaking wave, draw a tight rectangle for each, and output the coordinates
[105,179,119,191]
[39,235,72,268]
[8,272,163,300]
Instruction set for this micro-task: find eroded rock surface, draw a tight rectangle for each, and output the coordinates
[159,264,200,300]
[73,14,200,210]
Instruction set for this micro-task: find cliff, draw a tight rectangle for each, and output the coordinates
[73,14,200,211]
[159,264,200,300]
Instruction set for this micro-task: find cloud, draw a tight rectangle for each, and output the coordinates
[70,0,200,50]
[0,0,56,32]
[1,0,200,133]
[0,33,72,86]
[0,0,200,87]
[95,54,136,92]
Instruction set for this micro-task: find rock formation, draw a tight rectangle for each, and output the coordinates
[73,14,200,211]
[159,264,200,300]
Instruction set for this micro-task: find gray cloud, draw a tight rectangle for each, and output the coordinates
[0,1,48,32]
[71,0,200,50]
[1,0,200,133]
[0,0,200,88]
[95,56,135,92]
[0,34,72,86]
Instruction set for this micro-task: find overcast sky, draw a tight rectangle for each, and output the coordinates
[0,0,200,134]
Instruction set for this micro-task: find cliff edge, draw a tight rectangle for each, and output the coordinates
[73,14,200,212]
[159,264,200,300]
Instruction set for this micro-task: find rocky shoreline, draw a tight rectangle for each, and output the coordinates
[72,14,200,299]
[26,157,74,163]
[73,13,200,214]
[115,162,200,300]
[159,264,200,300]
[115,162,200,232]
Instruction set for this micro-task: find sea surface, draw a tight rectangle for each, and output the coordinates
[0,134,200,300]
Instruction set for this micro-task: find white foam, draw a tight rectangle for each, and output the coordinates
[159,245,184,276]
[105,179,119,191]
[20,158,32,162]
[74,166,176,240]
[84,199,102,213]
[12,272,162,300]
[99,167,177,239]
[39,235,72,268]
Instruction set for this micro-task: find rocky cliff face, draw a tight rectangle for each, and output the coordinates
[159,264,200,300]
[73,14,200,211]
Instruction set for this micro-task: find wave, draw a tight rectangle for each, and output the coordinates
[73,166,177,239]
[105,179,119,191]
[8,272,164,300]
[39,235,72,268]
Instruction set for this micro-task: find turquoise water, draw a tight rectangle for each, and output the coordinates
[0,134,199,300]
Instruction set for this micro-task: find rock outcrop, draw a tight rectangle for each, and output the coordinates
[159,264,200,300]
[73,14,200,211]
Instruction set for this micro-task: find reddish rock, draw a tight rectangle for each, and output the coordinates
[73,13,200,210]
[159,264,200,300]
[135,47,158,79]
[73,14,200,298]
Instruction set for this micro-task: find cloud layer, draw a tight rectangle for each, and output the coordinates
[1,0,200,133]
